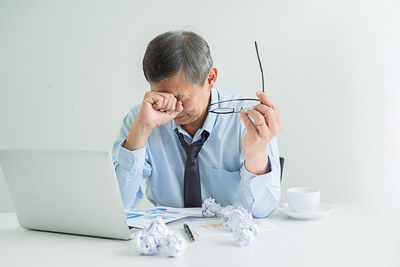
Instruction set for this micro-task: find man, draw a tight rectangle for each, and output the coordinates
[112,31,282,218]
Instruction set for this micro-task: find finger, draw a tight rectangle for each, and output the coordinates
[148,94,165,111]
[171,101,184,116]
[160,95,172,112]
[262,106,279,135]
[240,110,258,136]
[166,97,178,115]
[246,109,269,138]
[256,91,275,108]
[253,101,282,132]
[252,104,270,118]
[159,95,172,112]
[253,104,275,125]
[152,100,163,111]
[169,97,178,112]
[147,92,173,111]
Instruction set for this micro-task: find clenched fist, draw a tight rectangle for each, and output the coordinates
[136,92,184,130]
[124,92,184,151]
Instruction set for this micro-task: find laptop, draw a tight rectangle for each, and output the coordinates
[0,150,133,240]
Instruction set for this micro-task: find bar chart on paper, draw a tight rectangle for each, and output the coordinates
[125,207,202,228]
[180,217,279,237]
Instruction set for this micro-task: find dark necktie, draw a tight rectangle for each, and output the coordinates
[176,130,210,207]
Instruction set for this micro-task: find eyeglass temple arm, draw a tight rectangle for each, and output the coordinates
[254,41,264,92]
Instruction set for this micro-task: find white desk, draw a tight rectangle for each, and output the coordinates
[1,204,399,267]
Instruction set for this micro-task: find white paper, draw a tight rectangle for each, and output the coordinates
[180,216,279,237]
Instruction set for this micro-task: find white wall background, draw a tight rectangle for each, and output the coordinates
[1,0,399,222]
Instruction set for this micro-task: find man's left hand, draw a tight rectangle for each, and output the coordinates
[240,91,283,175]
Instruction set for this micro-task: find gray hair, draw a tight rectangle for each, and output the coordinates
[142,31,213,86]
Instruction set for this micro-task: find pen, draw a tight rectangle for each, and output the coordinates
[183,223,195,242]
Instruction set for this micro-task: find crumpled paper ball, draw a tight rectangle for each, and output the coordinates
[203,199,259,246]
[136,217,187,257]
[223,206,259,246]
[202,197,223,217]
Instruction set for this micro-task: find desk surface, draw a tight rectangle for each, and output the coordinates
[1,204,399,267]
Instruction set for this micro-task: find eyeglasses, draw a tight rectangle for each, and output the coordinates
[208,41,265,114]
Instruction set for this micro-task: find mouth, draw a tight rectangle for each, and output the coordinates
[175,114,185,119]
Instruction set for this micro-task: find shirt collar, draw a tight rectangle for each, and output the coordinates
[171,87,219,142]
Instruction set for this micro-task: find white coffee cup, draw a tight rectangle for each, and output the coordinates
[287,187,320,213]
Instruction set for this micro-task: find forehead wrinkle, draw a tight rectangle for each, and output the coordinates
[152,72,193,97]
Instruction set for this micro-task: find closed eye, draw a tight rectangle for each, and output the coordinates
[177,96,190,103]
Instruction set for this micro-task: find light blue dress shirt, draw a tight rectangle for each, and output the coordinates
[112,88,281,218]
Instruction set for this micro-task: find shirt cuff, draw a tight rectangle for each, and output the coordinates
[241,155,271,179]
[116,140,147,171]
[239,156,276,213]
[241,157,274,190]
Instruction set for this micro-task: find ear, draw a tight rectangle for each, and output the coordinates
[204,66,218,91]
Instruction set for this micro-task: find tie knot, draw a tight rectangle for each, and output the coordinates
[176,131,209,160]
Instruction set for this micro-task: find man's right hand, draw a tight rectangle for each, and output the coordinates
[124,92,183,151]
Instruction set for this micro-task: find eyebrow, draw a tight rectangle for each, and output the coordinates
[175,93,189,100]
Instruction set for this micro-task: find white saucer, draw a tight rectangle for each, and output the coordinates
[278,203,333,220]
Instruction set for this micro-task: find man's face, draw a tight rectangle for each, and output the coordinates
[150,71,211,126]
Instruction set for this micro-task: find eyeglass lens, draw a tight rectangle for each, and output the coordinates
[210,100,260,113]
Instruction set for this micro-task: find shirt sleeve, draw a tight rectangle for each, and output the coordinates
[238,137,281,218]
[112,106,152,210]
